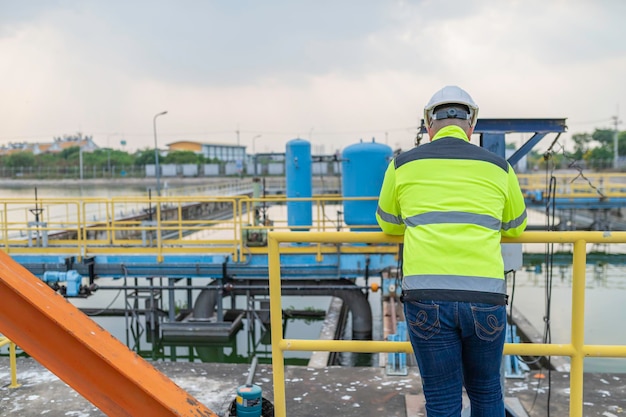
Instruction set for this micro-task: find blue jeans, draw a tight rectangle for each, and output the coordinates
[404,300,506,417]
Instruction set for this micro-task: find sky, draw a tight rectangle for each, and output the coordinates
[1,0,625,155]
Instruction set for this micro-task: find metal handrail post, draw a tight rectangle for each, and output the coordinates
[268,234,287,417]
[569,239,587,417]
[9,341,20,388]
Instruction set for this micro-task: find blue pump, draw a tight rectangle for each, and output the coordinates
[42,270,82,297]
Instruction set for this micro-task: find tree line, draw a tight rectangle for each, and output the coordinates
[0,147,220,171]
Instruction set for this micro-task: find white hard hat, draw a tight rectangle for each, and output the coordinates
[424,85,479,127]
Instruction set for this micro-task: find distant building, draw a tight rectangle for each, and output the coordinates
[166,141,246,162]
[48,134,98,153]
[0,133,98,156]
[0,142,40,156]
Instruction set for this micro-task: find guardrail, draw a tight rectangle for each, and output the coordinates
[0,336,20,388]
[0,196,245,261]
[518,172,626,197]
[0,195,385,262]
[267,231,626,417]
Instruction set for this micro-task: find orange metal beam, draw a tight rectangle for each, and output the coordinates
[0,250,218,417]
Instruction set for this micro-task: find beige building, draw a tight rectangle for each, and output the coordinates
[166,140,246,162]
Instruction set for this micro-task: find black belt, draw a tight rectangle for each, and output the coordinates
[401,289,508,306]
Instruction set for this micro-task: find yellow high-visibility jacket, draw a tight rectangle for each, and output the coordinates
[376,125,527,304]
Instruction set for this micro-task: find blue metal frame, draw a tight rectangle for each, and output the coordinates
[477,119,566,166]
[12,253,399,281]
[419,118,567,165]
[474,118,567,134]
[507,133,547,166]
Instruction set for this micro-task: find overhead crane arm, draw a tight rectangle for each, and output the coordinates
[0,250,218,417]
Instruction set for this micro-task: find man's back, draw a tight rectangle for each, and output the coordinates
[395,135,510,278]
[377,125,527,301]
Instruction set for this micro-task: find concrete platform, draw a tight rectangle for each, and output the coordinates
[1,357,626,416]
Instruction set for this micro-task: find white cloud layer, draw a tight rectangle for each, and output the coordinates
[0,0,625,154]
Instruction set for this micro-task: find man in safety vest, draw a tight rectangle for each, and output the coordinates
[376,85,527,416]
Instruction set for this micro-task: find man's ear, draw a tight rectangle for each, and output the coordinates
[426,126,435,141]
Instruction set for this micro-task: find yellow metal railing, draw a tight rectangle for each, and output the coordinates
[236,195,387,262]
[0,196,249,260]
[518,172,626,198]
[0,195,386,262]
[0,336,21,388]
[268,231,626,417]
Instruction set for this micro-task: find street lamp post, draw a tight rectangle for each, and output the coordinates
[106,133,119,179]
[252,134,262,175]
[153,111,168,196]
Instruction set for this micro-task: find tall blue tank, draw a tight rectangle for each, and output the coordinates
[341,139,393,231]
[286,138,312,231]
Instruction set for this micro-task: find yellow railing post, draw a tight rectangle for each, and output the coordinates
[9,341,20,388]
[77,200,86,260]
[177,204,183,240]
[2,203,8,251]
[235,199,241,263]
[232,198,240,262]
[156,199,163,263]
[0,337,20,388]
[569,239,587,417]
[268,234,287,417]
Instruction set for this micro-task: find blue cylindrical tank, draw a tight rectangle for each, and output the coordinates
[286,138,312,231]
[341,139,393,231]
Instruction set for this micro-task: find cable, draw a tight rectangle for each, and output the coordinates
[507,270,543,367]
[544,174,556,417]
[319,202,342,231]
[395,243,403,294]
[549,134,606,200]
[523,134,603,415]
[532,147,562,417]
[85,289,123,316]
[527,146,560,415]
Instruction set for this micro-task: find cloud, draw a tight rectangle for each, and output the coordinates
[1,0,625,154]
[16,1,396,86]
[0,0,64,37]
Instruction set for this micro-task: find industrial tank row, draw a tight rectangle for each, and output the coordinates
[285,138,393,230]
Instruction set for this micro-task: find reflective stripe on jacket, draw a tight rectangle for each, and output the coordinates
[375,125,527,300]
